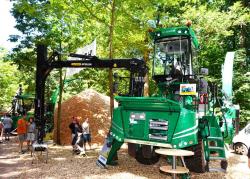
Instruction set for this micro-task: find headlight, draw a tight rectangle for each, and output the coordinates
[130,112,145,120]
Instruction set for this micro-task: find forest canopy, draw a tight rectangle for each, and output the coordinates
[0,0,249,124]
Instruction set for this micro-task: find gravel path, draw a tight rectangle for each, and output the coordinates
[0,137,25,178]
[0,137,249,179]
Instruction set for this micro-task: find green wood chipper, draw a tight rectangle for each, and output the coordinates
[97,25,239,173]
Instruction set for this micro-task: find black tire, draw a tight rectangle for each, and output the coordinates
[234,143,248,155]
[184,139,208,173]
[221,160,228,170]
[135,145,160,165]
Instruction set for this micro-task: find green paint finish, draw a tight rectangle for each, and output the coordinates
[102,25,229,169]
[203,139,210,161]
[115,96,181,111]
[151,27,199,49]
[171,108,198,148]
[113,96,198,149]
[202,115,226,160]
[222,107,236,143]
[123,110,179,142]
[223,107,236,119]
[157,82,198,112]
[111,107,125,142]
[106,139,123,165]
[219,104,237,144]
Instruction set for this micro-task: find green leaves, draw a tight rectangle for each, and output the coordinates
[4,0,249,124]
[0,48,21,110]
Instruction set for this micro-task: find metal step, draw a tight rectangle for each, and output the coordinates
[208,146,225,151]
[207,137,224,141]
[209,168,226,173]
[209,156,226,160]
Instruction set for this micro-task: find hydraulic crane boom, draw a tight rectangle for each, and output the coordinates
[35,45,147,143]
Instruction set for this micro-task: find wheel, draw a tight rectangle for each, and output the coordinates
[220,160,228,170]
[135,145,160,165]
[234,143,248,155]
[184,139,208,173]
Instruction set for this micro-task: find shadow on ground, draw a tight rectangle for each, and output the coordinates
[1,137,249,179]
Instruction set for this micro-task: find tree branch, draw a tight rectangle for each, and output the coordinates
[80,0,109,26]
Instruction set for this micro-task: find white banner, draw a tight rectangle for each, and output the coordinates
[222,52,235,98]
[66,39,96,78]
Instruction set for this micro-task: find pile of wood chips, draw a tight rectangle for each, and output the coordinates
[53,89,113,145]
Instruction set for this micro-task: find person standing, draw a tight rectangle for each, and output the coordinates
[82,118,91,150]
[74,117,85,156]
[26,117,36,150]
[248,147,250,168]
[69,117,81,151]
[2,114,13,141]
[0,121,4,143]
[17,114,28,153]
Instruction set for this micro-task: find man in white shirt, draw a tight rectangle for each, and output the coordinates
[82,118,91,150]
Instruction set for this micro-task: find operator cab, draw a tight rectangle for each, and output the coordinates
[152,27,199,83]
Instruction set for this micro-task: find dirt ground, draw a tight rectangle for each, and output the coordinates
[0,137,250,179]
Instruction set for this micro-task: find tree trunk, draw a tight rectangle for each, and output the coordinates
[108,0,116,118]
[239,24,245,48]
[56,69,64,145]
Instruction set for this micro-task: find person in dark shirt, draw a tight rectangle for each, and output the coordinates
[69,117,81,152]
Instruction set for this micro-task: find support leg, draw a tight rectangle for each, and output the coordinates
[106,139,123,165]
[172,156,176,179]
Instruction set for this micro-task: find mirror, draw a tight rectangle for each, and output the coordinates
[200,68,209,75]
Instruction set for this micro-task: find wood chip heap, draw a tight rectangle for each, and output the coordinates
[53,89,113,145]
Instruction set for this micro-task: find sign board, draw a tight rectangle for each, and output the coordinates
[96,138,111,168]
[179,84,196,95]
[66,39,96,78]
[200,68,209,75]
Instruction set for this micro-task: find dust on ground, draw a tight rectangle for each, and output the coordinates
[1,137,250,179]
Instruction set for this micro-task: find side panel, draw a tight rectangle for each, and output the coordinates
[110,107,125,142]
[122,110,180,143]
[111,97,198,148]
[171,108,198,148]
